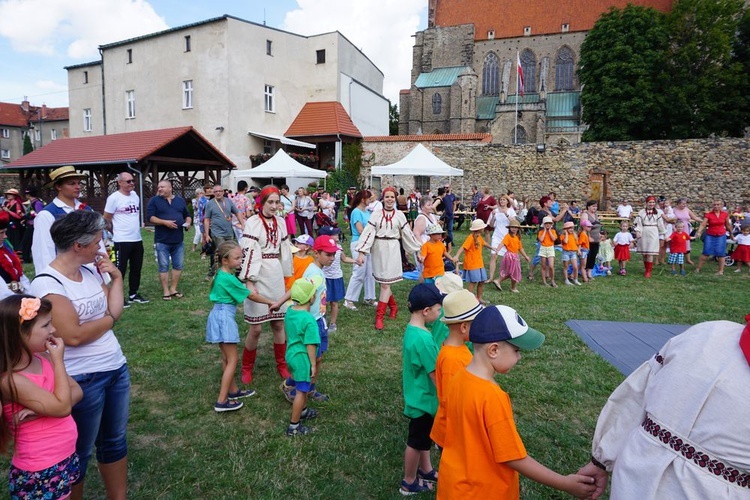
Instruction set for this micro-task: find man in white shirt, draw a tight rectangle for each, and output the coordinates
[616,199,634,219]
[104,172,148,306]
[32,165,93,274]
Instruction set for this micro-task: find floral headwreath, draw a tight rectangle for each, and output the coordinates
[19,297,41,324]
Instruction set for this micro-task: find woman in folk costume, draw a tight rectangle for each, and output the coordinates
[0,211,30,299]
[355,187,422,330]
[579,316,750,499]
[238,185,294,388]
[633,196,666,278]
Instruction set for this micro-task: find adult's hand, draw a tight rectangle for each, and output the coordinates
[163,219,178,229]
[576,462,609,499]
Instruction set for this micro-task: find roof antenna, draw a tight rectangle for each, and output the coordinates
[263,8,266,25]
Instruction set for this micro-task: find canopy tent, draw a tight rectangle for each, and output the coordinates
[232,149,327,192]
[369,143,464,199]
[370,143,464,177]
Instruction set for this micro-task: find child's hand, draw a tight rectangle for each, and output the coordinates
[45,336,65,362]
[269,300,282,312]
[13,408,38,426]
[562,473,598,498]
[355,255,365,266]
[525,255,531,263]
[310,365,317,379]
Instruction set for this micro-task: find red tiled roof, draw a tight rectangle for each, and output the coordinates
[3,127,235,169]
[285,102,362,138]
[0,101,69,127]
[435,0,673,39]
[365,133,492,143]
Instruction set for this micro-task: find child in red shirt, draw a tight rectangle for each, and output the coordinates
[668,221,693,275]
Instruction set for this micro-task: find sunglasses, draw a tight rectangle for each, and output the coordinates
[121,179,135,184]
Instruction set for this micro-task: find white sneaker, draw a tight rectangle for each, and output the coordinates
[573,280,581,285]
[328,323,337,332]
[343,300,357,310]
[564,279,573,286]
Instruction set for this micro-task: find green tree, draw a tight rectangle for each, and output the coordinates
[578,5,671,141]
[664,0,747,138]
[389,102,399,135]
[22,133,33,155]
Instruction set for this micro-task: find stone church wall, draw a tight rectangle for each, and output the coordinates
[362,138,750,210]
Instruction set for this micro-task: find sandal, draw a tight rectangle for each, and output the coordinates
[399,478,433,496]
[171,291,184,298]
[492,280,502,291]
[417,468,438,482]
[162,295,172,301]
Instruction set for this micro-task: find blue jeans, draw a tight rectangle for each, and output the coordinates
[155,242,185,272]
[444,213,455,242]
[71,364,130,481]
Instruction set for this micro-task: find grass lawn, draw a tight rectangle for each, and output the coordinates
[3,224,748,499]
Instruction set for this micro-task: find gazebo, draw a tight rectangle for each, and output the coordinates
[1,126,235,217]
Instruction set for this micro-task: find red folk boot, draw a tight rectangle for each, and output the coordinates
[273,343,291,379]
[644,261,653,278]
[387,294,398,319]
[241,348,257,385]
[375,301,388,330]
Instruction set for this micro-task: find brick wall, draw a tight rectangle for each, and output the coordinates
[361,137,750,210]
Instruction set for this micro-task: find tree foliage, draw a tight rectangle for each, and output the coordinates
[389,102,399,135]
[579,0,749,141]
[22,133,33,155]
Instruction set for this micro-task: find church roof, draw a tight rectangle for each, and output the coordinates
[414,67,466,88]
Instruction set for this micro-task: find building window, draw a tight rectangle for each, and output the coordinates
[414,176,430,194]
[50,129,57,141]
[523,26,531,36]
[512,126,527,144]
[264,85,275,113]
[562,23,570,33]
[520,49,536,94]
[555,46,575,91]
[432,93,442,114]
[0,128,9,138]
[83,109,92,132]
[487,30,495,40]
[83,71,89,84]
[316,49,326,64]
[185,35,191,52]
[482,52,500,95]
[263,139,274,154]
[126,90,136,118]
[126,48,132,64]
[182,80,193,109]
[1,150,9,159]
[266,40,273,56]
[34,129,40,142]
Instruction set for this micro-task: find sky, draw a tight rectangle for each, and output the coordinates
[0,0,427,108]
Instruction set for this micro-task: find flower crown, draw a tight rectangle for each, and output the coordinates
[19,297,41,323]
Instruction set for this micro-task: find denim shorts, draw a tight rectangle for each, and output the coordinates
[71,364,130,481]
[316,317,328,358]
[155,242,185,272]
[562,250,579,262]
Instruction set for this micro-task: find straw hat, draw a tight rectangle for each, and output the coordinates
[542,216,554,224]
[441,289,483,324]
[47,166,87,186]
[469,219,487,231]
[508,219,521,228]
[563,221,575,229]
[426,224,445,235]
[4,188,19,196]
[435,273,463,294]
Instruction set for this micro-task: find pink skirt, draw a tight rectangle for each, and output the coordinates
[614,244,631,261]
[499,252,522,283]
[285,212,296,236]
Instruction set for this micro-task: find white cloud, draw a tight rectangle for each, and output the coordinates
[0,0,168,59]
[35,79,66,91]
[282,0,425,105]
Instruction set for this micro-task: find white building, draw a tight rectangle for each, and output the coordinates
[66,15,388,172]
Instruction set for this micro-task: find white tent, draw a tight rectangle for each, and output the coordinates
[232,149,327,192]
[370,143,463,177]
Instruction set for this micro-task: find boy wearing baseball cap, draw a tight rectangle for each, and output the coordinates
[284,277,323,436]
[399,283,444,495]
[436,305,596,499]
[430,290,483,449]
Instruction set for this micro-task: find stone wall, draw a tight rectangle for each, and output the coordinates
[361,137,750,210]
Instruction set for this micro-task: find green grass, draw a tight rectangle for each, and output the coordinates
[3,226,748,499]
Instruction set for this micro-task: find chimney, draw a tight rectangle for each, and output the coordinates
[41,104,47,119]
[21,97,29,112]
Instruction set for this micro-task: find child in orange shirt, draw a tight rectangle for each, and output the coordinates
[453,219,494,304]
[561,221,582,286]
[430,289,483,449]
[436,305,597,500]
[419,224,453,283]
[284,234,314,290]
[577,220,591,282]
[493,219,530,292]
[537,216,558,287]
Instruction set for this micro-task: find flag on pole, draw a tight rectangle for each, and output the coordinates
[517,52,524,97]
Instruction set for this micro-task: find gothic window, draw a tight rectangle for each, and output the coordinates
[512,126,527,144]
[555,46,575,91]
[432,93,442,114]
[520,49,536,94]
[482,52,500,95]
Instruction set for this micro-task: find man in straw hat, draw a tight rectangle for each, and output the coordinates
[32,165,92,273]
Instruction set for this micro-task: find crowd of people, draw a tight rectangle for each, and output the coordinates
[0,166,748,499]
